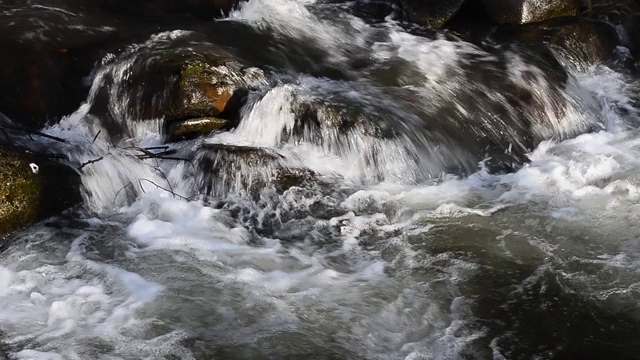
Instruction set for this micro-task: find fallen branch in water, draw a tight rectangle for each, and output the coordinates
[0,125,67,143]
[125,146,193,164]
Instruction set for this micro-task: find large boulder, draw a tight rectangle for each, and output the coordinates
[166,59,266,123]
[0,147,82,237]
[89,52,267,141]
[482,0,578,24]
[402,0,466,28]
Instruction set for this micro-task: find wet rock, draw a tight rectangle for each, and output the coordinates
[192,144,316,197]
[402,0,466,28]
[166,117,229,141]
[490,17,620,68]
[0,147,82,237]
[582,0,640,59]
[482,0,578,24]
[166,59,266,123]
[546,18,619,68]
[291,99,397,140]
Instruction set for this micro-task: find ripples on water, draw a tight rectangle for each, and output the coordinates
[2,0,640,359]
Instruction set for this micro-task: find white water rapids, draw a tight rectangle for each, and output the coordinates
[2,0,640,359]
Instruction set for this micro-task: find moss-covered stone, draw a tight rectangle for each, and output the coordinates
[0,147,81,237]
[482,0,578,24]
[167,117,230,141]
[166,59,265,123]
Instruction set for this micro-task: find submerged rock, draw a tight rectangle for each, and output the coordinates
[167,59,266,123]
[291,99,397,140]
[489,17,620,68]
[402,0,466,28]
[546,18,619,68]
[0,147,82,237]
[192,144,316,196]
[482,0,578,24]
[166,117,229,141]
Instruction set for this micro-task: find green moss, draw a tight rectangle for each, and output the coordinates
[0,150,42,235]
[0,147,81,237]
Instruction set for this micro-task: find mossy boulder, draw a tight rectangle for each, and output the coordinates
[166,59,266,124]
[402,0,466,28]
[482,0,578,24]
[0,147,82,237]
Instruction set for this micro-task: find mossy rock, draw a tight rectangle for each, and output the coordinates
[166,59,266,123]
[482,0,578,24]
[166,117,230,141]
[0,147,82,237]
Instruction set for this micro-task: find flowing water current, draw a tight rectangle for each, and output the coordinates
[2,0,640,359]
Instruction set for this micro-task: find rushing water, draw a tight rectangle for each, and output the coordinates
[2,0,640,359]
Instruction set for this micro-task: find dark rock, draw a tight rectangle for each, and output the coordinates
[166,117,230,141]
[489,17,620,68]
[482,0,578,24]
[0,8,119,130]
[402,0,466,28]
[581,0,640,59]
[192,144,316,197]
[0,146,82,237]
[546,18,619,68]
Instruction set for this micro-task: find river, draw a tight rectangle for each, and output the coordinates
[1,0,640,359]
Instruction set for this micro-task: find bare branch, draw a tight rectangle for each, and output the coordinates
[92,130,102,143]
[0,125,67,143]
[78,156,104,171]
[113,182,134,206]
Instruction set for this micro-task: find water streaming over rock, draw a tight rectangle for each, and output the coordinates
[2,0,640,359]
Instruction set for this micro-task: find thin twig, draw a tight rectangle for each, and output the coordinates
[138,178,189,200]
[113,182,134,206]
[92,130,102,143]
[153,166,176,199]
[78,156,104,171]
